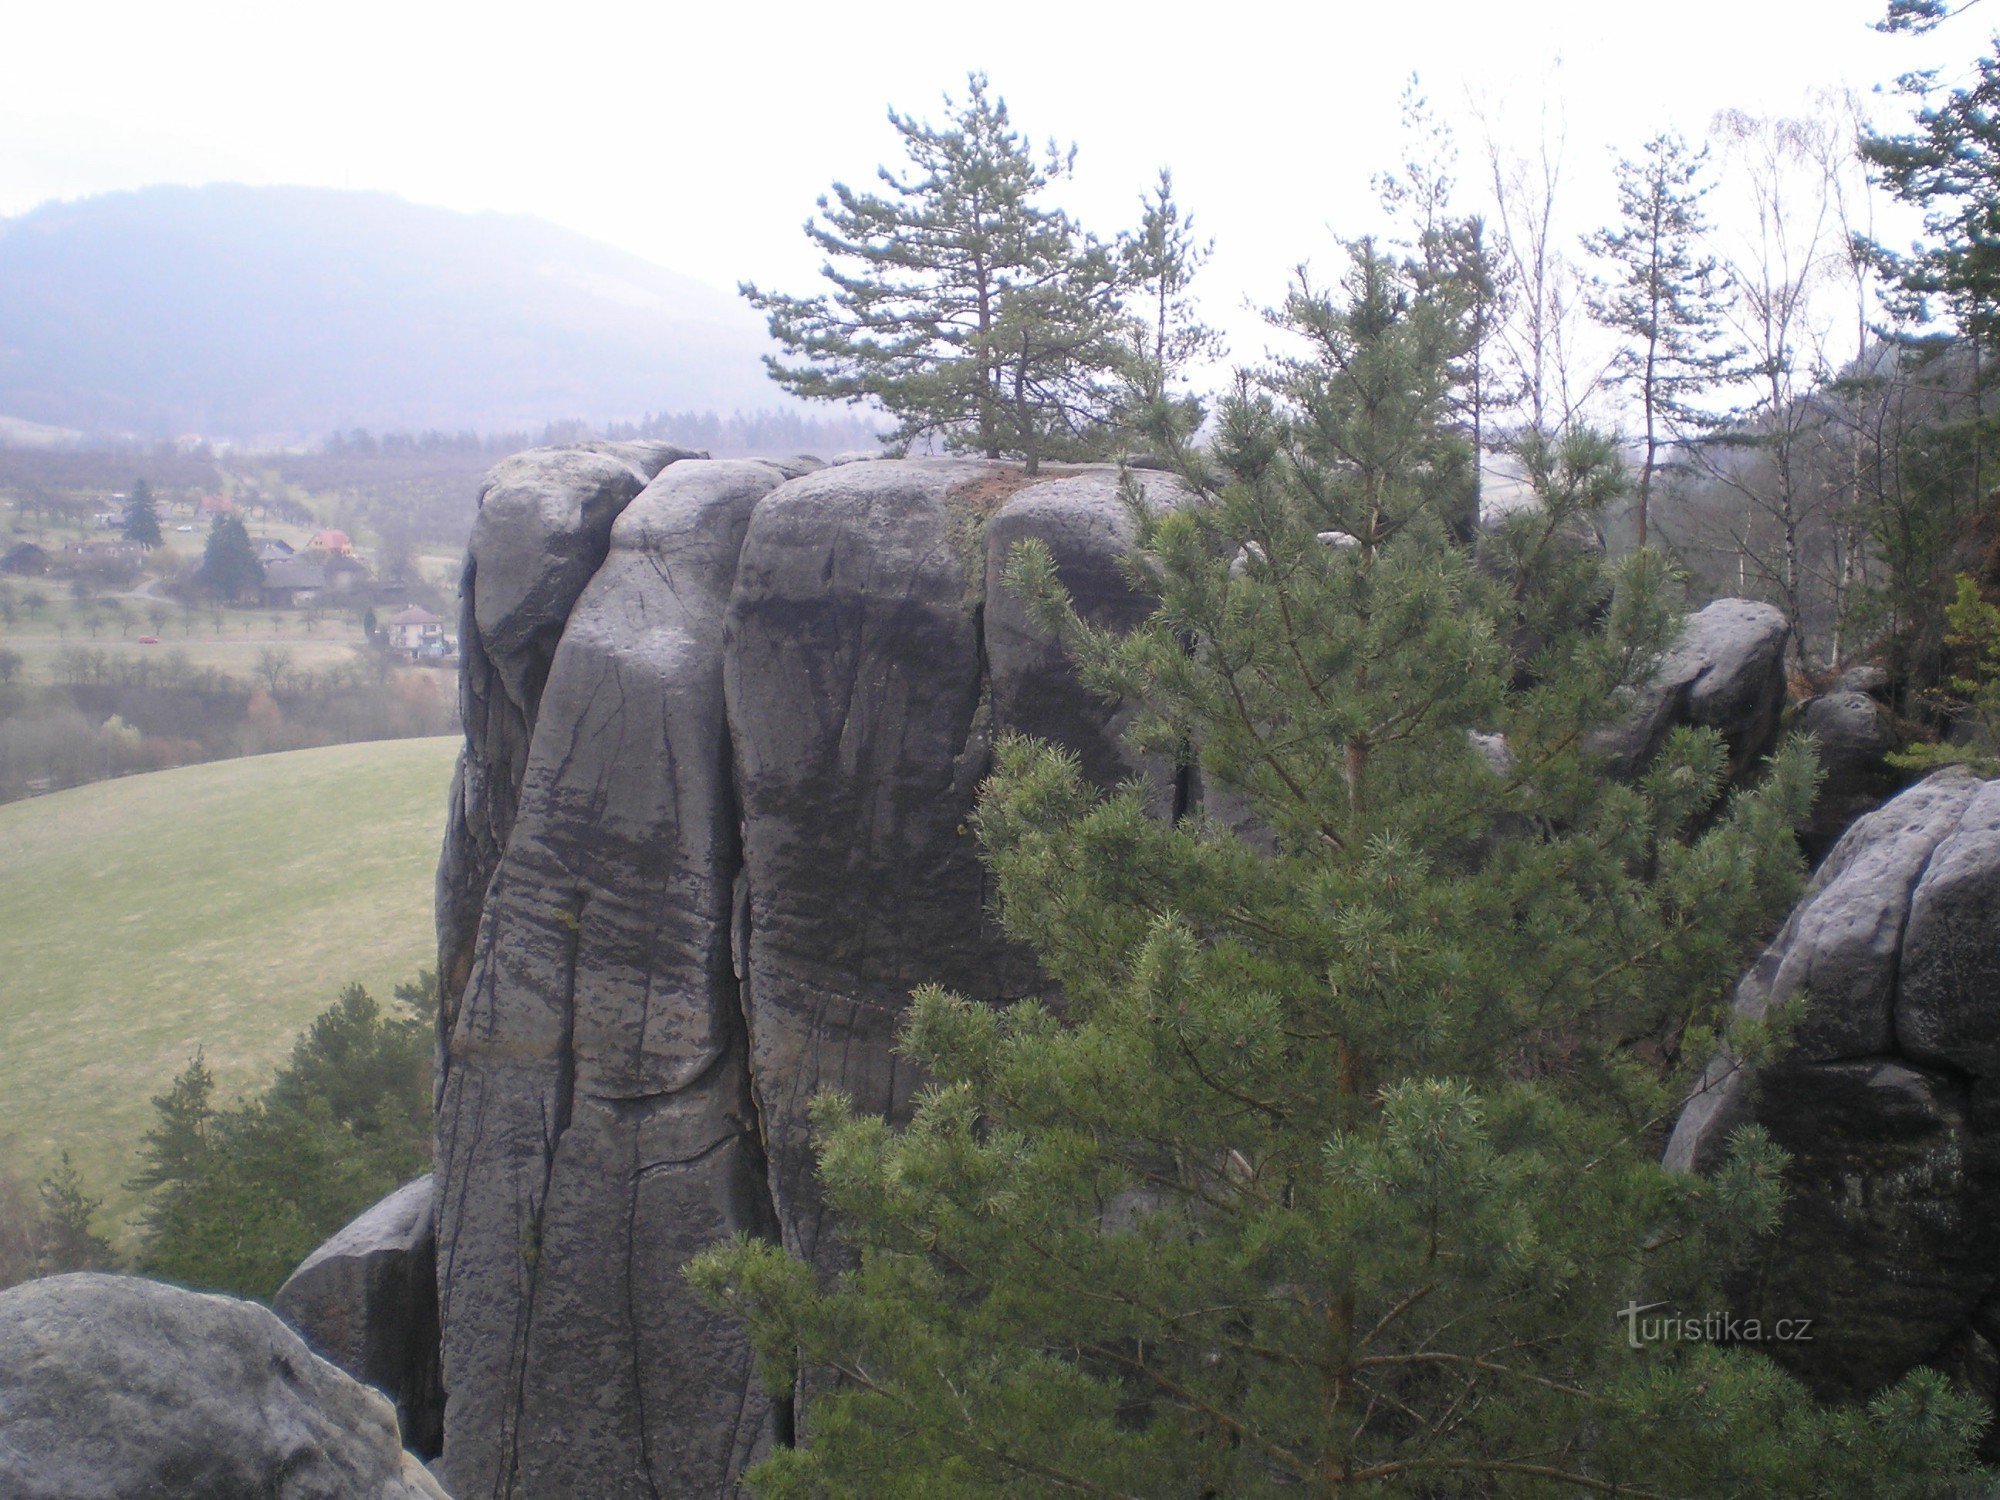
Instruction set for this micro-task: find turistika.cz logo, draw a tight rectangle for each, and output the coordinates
[1617,1301,1814,1350]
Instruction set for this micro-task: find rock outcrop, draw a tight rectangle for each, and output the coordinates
[0,1272,445,1500]
[1592,597,1791,783]
[433,448,1819,1495]
[436,441,701,1058]
[432,454,1184,1497]
[276,1175,444,1458]
[1667,770,2000,1402]
[1795,689,1908,863]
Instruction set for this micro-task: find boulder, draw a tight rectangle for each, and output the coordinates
[1795,690,1907,863]
[0,1273,445,1500]
[1595,598,1790,783]
[275,1175,443,1458]
[1666,770,2000,1400]
[433,458,1183,1494]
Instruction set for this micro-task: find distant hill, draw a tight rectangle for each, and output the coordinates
[0,184,783,443]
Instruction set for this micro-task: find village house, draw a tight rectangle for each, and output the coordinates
[304,528,353,558]
[254,538,295,566]
[63,538,145,567]
[385,603,447,657]
[322,551,371,596]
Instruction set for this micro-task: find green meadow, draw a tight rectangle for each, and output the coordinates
[0,736,458,1241]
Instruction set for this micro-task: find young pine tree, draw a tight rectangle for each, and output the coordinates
[130,986,432,1298]
[1115,169,1224,456]
[693,242,1986,1496]
[743,73,1144,475]
[1375,78,1510,542]
[36,1151,114,1274]
[1583,132,1736,548]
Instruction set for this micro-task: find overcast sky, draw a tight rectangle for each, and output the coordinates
[2,0,1979,361]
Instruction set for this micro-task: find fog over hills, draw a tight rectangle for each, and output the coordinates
[0,184,784,443]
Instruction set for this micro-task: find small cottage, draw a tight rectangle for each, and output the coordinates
[386,603,445,655]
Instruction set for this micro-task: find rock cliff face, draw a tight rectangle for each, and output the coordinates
[432,453,1177,1497]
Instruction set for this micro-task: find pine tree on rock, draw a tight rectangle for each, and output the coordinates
[693,241,1987,1495]
[1583,132,1736,548]
[121,478,162,549]
[743,74,1189,475]
[1115,169,1223,459]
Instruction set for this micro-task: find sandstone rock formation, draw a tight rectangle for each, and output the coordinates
[1592,596,1791,783]
[0,1272,445,1500]
[1795,688,1907,863]
[432,453,1181,1497]
[431,447,1814,1496]
[1667,770,2000,1402]
[275,1174,444,1457]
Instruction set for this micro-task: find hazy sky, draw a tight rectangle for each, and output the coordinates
[2,0,1979,358]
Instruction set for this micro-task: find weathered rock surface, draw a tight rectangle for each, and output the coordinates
[437,458,791,1498]
[1595,597,1790,783]
[1667,770,2000,1401]
[433,456,1177,1496]
[1796,690,1907,863]
[436,442,700,1052]
[0,1272,446,1500]
[276,1175,444,1458]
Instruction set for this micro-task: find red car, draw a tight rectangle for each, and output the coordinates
[136,636,160,645]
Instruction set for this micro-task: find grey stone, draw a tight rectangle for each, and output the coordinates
[1595,598,1790,783]
[435,460,788,1499]
[1899,778,2000,1077]
[437,444,699,1065]
[1797,690,1907,863]
[984,469,1189,812]
[0,1273,445,1500]
[1723,1058,1988,1398]
[275,1175,443,1458]
[1836,661,1892,697]
[1666,771,2000,1400]
[722,458,1042,1268]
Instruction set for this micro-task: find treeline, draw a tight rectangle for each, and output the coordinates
[0,978,433,1299]
[0,653,457,804]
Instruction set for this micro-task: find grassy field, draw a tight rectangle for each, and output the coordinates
[0,736,459,1242]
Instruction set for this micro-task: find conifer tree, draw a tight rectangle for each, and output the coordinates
[1583,133,1736,548]
[1376,78,1509,540]
[121,478,162,549]
[197,515,262,603]
[1116,170,1223,455]
[694,242,1987,1495]
[743,74,1187,475]
[36,1151,113,1274]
